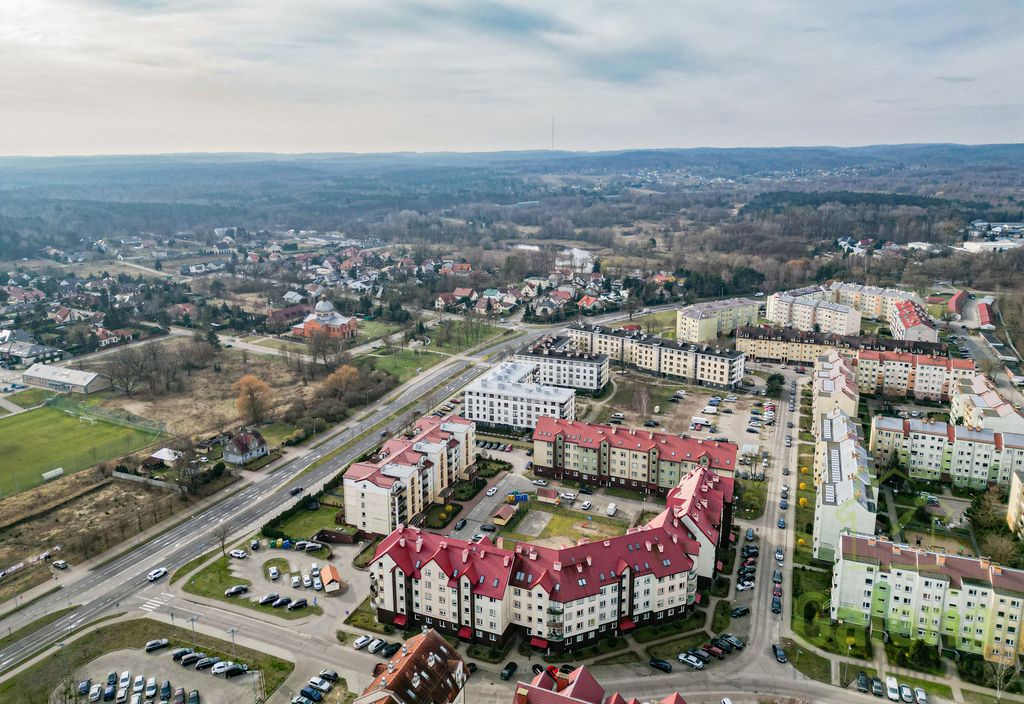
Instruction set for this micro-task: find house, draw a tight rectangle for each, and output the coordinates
[320,564,343,593]
[450,262,472,277]
[536,487,559,504]
[435,293,460,311]
[283,291,304,305]
[223,430,269,466]
[452,287,477,302]
[267,304,312,327]
[577,295,602,313]
[512,665,690,704]
[493,503,519,526]
[356,629,466,704]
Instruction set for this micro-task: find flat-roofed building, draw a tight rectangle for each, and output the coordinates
[22,363,109,394]
[735,326,946,365]
[675,298,759,344]
[812,351,860,420]
[513,335,609,393]
[463,362,575,431]
[951,374,1024,434]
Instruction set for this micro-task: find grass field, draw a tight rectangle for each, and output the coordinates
[344,596,389,634]
[630,310,678,339]
[271,504,342,540]
[259,421,302,448]
[781,637,833,684]
[0,408,158,498]
[500,502,631,543]
[7,388,56,408]
[362,349,445,382]
[425,320,503,354]
[645,631,709,661]
[357,319,407,343]
[0,618,294,702]
[252,337,309,353]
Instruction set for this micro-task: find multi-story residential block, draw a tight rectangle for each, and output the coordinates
[513,335,610,393]
[951,374,1024,434]
[568,323,745,389]
[356,628,466,704]
[675,297,760,343]
[767,291,861,336]
[812,351,860,420]
[1007,470,1024,538]
[890,300,939,343]
[532,417,737,495]
[828,282,922,321]
[831,535,1024,664]
[869,416,1024,487]
[462,362,576,431]
[369,464,732,653]
[344,414,476,536]
[812,409,876,561]
[735,326,945,365]
[854,350,975,401]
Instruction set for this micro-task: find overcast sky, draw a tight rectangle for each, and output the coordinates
[1,0,1021,156]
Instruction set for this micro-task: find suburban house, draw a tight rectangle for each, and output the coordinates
[223,430,269,465]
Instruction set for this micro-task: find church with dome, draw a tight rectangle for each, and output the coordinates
[291,296,359,339]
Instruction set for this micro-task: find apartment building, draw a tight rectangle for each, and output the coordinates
[812,351,860,420]
[869,416,1024,488]
[344,415,476,536]
[674,297,760,344]
[766,293,861,336]
[513,335,610,393]
[356,629,466,704]
[890,300,939,343]
[812,409,876,561]
[831,535,1024,664]
[512,665,690,704]
[568,323,745,389]
[735,326,946,365]
[370,464,731,653]
[828,282,922,321]
[462,362,576,431]
[1006,470,1024,538]
[951,374,1024,434]
[532,416,738,496]
[855,350,975,401]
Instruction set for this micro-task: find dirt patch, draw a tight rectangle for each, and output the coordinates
[0,472,186,602]
[96,344,315,437]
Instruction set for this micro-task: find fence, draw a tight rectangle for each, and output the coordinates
[113,470,180,492]
[45,394,167,438]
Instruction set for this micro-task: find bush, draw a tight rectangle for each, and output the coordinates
[383,625,395,634]
[334,509,345,525]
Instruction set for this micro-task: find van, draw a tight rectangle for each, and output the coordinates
[606,503,617,517]
[702,406,719,415]
[611,412,624,420]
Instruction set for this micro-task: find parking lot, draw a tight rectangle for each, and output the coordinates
[73,648,251,703]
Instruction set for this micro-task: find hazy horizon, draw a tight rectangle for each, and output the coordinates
[2,1,1022,157]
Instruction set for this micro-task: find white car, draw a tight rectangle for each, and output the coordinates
[353,635,373,649]
[118,672,132,690]
[485,487,498,497]
[144,678,157,698]
[269,566,280,580]
[291,575,301,588]
[211,661,234,675]
[677,653,704,669]
[914,688,928,704]
[736,581,755,591]
[308,677,332,693]
[367,638,386,654]
[302,574,312,588]
[229,549,247,559]
[132,675,145,693]
[313,578,323,591]
[310,563,320,577]
[580,501,592,510]
[886,676,900,701]
[146,567,167,582]
[560,492,577,501]
[89,684,102,702]
[532,479,548,486]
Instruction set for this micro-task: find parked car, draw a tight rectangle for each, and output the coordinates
[914,687,928,703]
[89,684,102,702]
[229,549,247,559]
[871,676,884,697]
[308,677,332,693]
[353,635,373,650]
[273,596,292,608]
[179,653,204,667]
[720,634,745,650]
[648,658,672,673]
[224,585,248,597]
[580,501,592,510]
[775,547,785,564]
[687,648,711,663]
[856,671,870,693]
[500,662,518,681]
[259,593,279,605]
[532,480,548,486]
[899,684,914,703]
[119,672,132,690]
[454,518,467,530]
[745,528,755,541]
[677,653,704,669]
[485,487,498,497]
[772,644,787,663]
[480,524,497,532]
[287,598,308,610]
[730,605,750,618]
[195,656,221,670]
[771,596,782,613]
[381,642,402,657]
[885,677,900,701]
[579,486,594,495]
[367,638,386,653]
[777,518,786,529]
[268,566,280,580]
[773,568,783,584]
[737,581,754,591]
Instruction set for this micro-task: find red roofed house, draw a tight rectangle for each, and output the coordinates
[369,421,733,652]
[357,628,466,704]
[577,295,602,313]
[435,293,460,311]
[493,503,519,526]
[451,263,472,277]
[511,665,687,704]
[979,302,995,330]
[452,287,477,302]
[223,429,268,465]
[948,290,967,316]
[889,300,938,343]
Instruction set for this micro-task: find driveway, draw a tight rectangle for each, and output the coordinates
[447,471,535,539]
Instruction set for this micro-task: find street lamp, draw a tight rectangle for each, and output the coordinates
[226,626,239,660]
[186,615,199,647]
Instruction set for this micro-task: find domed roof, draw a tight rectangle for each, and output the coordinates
[314,297,334,314]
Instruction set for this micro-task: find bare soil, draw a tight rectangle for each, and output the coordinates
[97,345,315,437]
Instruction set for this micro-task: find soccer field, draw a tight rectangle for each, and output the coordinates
[0,408,159,498]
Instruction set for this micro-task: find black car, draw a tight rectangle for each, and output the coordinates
[857,671,870,693]
[466,663,478,674]
[579,486,594,495]
[712,638,734,653]
[772,644,787,663]
[773,569,783,584]
[319,669,339,683]
[224,665,249,679]
[559,664,576,673]
[106,672,117,686]
[480,524,497,532]
[259,593,279,605]
[454,518,467,531]
[288,597,308,610]
[532,663,544,675]
[871,676,884,697]
[643,420,659,427]
[720,633,745,650]
[171,648,194,661]
[381,642,402,658]
[730,605,750,618]
[300,686,323,702]
[771,596,782,614]
[103,684,115,701]
[273,596,292,608]
[145,638,170,652]
[180,652,205,667]
[500,662,518,681]
[290,486,305,496]
[648,658,672,673]
[195,656,221,670]
[224,584,248,597]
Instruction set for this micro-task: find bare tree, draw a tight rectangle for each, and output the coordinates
[106,346,147,395]
[984,654,1022,701]
[213,523,232,557]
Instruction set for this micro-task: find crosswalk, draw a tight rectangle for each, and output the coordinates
[139,591,174,612]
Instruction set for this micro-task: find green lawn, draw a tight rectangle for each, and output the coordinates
[500,502,631,542]
[633,608,706,642]
[781,637,833,684]
[357,319,406,343]
[790,568,872,659]
[894,674,953,701]
[270,504,342,540]
[344,596,390,634]
[0,619,294,702]
[0,407,159,498]
[712,600,732,632]
[361,349,446,382]
[7,388,56,408]
[645,631,709,660]
[260,421,303,448]
[426,320,503,354]
[183,555,323,619]
[630,310,678,339]
[252,337,309,353]
[735,479,767,520]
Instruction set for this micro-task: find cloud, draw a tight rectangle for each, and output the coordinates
[0,0,1021,155]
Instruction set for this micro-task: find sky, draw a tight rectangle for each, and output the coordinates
[0,0,1021,156]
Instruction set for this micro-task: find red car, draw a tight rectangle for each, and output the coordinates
[773,584,783,597]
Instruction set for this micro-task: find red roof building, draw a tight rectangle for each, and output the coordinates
[948,290,967,315]
[510,665,688,704]
[357,629,466,704]
[979,302,995,329]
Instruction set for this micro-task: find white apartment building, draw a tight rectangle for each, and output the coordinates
[462,362,576,431]
[812,410,876,561]
[767,293,861,336]
[890,300,939,343]
[855,350,975,401]
[344,415,476,535]
[675,298,760,344]
[513,335,610,393]
[831,534,1024,664]
[812,350,860,420]
[951,374,1024,434]
[368,463,729,653]
[828,282,922,321]
[568,323,745,389]
[869,416,1024,488]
